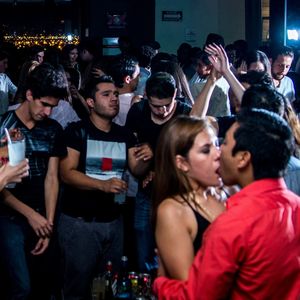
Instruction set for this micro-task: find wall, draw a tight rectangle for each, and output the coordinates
[155,0,245,54]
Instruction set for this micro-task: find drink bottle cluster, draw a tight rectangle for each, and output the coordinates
[92,256,154,300]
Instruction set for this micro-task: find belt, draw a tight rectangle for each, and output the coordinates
[63,212,117,223]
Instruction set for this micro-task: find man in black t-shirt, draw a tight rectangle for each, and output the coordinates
[0,63,68,299]
[58,75,151,300]
[125,72,191,272]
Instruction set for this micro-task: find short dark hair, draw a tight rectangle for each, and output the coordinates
[145,72,176,99]
[271,45,294,62]
[194,50,211,66]
[241,84,285,116]
[205,33,225,47]
[233,108,293,179]
[0,50,8,61]
[238,70,273,87]
[137,45,156,68]
[83,75,115,99]
[25,63,68,100]
[108,55,138,88]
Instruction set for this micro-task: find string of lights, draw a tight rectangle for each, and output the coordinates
[3,33,80,49]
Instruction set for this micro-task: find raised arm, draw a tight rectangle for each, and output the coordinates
[205,44,245,105]
[190,68,221,117]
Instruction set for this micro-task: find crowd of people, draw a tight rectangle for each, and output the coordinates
[0,33,299,300]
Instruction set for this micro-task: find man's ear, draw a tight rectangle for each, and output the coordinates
[25,90,34,102]
[124,75,131,84]
[175,155,189,173]
[86,98,95,109]
[237,151,251,170]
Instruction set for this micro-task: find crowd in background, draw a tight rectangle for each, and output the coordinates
[0,32,299,300]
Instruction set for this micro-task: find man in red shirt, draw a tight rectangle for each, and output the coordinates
[154,108,300,300]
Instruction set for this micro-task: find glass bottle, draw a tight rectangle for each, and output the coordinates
[114,256,131,299]
[104,261,114,300]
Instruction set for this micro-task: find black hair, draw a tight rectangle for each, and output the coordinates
[205,33,225,47]
[144,40,161,51]
[137,45,156,69]
[238,71,273,87]
[0,50,8,61]
[271,45,294,61]
[145,72,176,99]
[25,63,68,99]
[83,75,115,99]
[245,50,271,73]
[233,108,293,179]
[28,45,44,60]
[241,84,285,116]
[107,55,138,88]
[194,50,211,66]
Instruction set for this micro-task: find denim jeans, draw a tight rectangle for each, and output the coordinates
[0,215,61,300]
[58,213,123,300]
[0,216,31,300]
[134,189,156,272]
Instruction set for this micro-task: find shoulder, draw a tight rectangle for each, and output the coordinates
[64,120,86,137]
[130,99,148,112]
[111,122,133,136]
[157,197,189,220]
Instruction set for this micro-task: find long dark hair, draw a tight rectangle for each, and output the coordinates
[153,115,216,224]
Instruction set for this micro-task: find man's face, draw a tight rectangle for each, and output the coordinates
[36,51,44,64]
[69,48,78,63]
[0,58,8,73]
[196,59,211,78]
[219,122,239,186]
[148,95,176,120]
[29,96,59,121]
[271,55,293,81]
[91,82,119,119]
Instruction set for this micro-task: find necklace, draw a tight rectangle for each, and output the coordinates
[191,190,217,222]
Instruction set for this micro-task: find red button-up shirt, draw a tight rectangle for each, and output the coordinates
[154,178,300,299]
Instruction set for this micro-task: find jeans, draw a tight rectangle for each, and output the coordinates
[134,189,155,272]
[58,213,123,300]
[0,216,31,300]
[0,215,61,300]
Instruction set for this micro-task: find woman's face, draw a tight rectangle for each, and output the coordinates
[183,127,221,189]
[248,61,265,72]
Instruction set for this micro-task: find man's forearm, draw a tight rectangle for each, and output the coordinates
[44,173,59,223]
[1,188,35,219]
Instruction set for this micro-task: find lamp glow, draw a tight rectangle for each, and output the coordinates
[287,29,299,41]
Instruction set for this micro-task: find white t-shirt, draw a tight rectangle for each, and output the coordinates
[190,75,231,117]
[276,76,295,103]
[0,73,17,115]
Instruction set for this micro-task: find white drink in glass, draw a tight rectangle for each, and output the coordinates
[8,139,25,166]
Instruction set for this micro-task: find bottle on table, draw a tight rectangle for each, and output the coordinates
[104,260,114,300]
[115,256,131,299]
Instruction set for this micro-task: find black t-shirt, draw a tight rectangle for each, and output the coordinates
[0,110,66,215]
[125,99,191,192]
[125,99,191,154]
[61,119,136,221]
